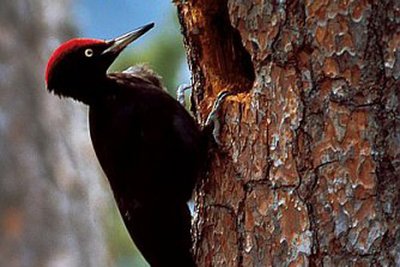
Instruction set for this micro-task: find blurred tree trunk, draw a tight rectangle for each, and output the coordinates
[0,1,111,266]
[176,0,400,266]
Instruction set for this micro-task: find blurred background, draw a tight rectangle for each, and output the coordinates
[0,0,188,266]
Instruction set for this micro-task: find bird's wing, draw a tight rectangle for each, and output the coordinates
[121,64,165,89]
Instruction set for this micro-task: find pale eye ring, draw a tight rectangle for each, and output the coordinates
[84,48,94,57]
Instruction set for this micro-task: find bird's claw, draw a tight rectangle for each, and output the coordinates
[204,90,233,145]
[176,85,232,145]
[176,84,192,107]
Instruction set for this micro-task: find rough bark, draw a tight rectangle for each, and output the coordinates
[176,0,400,266]
[0,1,110,266]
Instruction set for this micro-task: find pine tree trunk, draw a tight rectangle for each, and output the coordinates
[176,0,400,265]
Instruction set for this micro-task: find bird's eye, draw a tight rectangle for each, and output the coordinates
[84,48,94,57]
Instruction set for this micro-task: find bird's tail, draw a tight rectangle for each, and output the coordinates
[126,200,196,267]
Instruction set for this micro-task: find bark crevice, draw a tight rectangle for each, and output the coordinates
[177,0,400,265]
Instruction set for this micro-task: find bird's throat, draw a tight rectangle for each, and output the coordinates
[54,76,114,105]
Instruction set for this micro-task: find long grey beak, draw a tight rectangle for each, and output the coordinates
[102,22,155,55]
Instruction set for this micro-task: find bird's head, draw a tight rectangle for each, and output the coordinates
[45,23,154,103]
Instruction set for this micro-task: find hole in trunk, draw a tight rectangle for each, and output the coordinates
[181,0,255,95]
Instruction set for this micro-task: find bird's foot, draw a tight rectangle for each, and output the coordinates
[204,90,233,145]
[176,84,192,107]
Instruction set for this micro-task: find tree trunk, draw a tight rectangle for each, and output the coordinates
[176,0,400,266]
[0,1,110,266]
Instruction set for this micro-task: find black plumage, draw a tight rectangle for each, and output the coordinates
[45,23,201,267]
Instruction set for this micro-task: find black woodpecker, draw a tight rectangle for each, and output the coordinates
[45,23,202,267]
